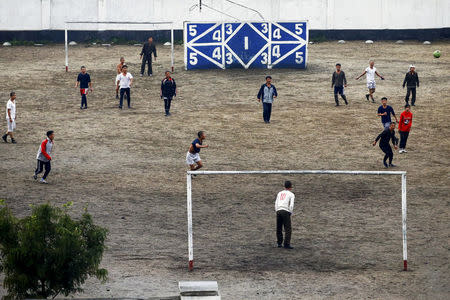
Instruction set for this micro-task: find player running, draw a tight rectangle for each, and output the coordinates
[76,66,92,109]
[402,65,419,106]
[186,131,208,171]
[372,122,398,168]
[356,60,384,103]
[2,92,17,144]
[331,63,348,106]
[161,71,177,116]
[275,181,295,249]
[33,130,55,184]
[115,57,126,99]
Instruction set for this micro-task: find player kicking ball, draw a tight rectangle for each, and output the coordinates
[186,131,208,171]
[356,60,384,103]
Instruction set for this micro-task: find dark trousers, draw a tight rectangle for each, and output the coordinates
[405,87,416,105]
[276,210,292,246]
[262,102,272,123]
[399,131,410,149]
[141,55,153,75]
[35,160,51,179]
[164,97,172,114]
[333,86,347,105]
[81,94,87,108]
[380,144,393,164]
[120,88,131,108]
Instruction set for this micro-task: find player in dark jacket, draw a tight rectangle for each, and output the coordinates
[140,37,157,76]
[402,65,419,106]
[161,71,176,116]
[373,122,399,168]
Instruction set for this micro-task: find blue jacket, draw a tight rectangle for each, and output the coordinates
[257,84,277,103]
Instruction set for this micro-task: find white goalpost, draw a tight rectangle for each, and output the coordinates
[186,170,408,271]
[64,21,174,72]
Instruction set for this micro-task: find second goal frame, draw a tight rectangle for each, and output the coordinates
[186,170,408,271]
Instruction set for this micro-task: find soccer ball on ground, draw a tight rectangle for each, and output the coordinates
[433,50,441,58]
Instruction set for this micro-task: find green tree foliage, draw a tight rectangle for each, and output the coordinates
[0,201,108,298]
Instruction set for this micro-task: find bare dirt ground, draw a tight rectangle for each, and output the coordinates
[0,41,449,299]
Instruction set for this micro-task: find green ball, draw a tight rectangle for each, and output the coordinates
[433,50,441,58]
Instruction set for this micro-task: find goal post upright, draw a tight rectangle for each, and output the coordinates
[64,21,174,72]
[64,25,68,72]
[186,169,408,271]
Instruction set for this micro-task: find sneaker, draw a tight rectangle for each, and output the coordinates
[383,161,389,168]
[148,74,153,77]
[389,164,397,168]
[140,74,143,77]
[128,106,132,109]
[119,106,123,109]
[277,244,282,248]
[365,94,369,101]
[80,106,83,109]
[11,139,16,144]
[284,245,294,249]
[335,103,340,106]
[40,178,48,184]
[2,134,7,143]
[403,149,408,153]
[33,174,37,180]
[399,149,404,153]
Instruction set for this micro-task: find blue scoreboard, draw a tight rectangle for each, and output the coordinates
[184,21,308,70]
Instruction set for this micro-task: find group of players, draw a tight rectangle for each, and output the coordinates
[2,40,418,184]
[330,60,417,167]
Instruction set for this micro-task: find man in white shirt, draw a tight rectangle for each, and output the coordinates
[116,65,133,109]
[356,60,384,103]
[2,92,17,144]
[275,181,295,249]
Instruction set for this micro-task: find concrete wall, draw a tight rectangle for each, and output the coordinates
[0,0,449,31]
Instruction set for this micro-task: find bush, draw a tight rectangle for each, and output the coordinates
[0,200,108,299]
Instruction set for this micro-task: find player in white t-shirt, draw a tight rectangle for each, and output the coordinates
[275,181,295,249]
[2,92,17,144]
[116,65,133,109]
[356,60,385,103]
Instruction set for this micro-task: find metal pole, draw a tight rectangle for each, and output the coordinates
[401,173,408,271]
[171,23,174,72]
[187,174,194,271]
[64,26,68,72]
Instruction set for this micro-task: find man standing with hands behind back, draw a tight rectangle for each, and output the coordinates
[140,37,157,77]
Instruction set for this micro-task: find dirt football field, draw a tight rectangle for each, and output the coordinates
[0,40,449,299]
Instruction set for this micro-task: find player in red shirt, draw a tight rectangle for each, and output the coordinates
[398,104,413,153]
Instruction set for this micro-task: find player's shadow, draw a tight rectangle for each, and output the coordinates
[191,238,378,273]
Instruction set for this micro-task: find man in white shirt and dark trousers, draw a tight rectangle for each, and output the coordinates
[2,92,17,144]
[116,65,133,109]
[275,181,295,249]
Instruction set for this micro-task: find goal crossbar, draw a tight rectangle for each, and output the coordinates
[186,170,408,271]
[64,21,174,72]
